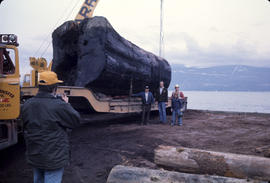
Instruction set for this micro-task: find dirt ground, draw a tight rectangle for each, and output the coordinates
[0,110,270,183]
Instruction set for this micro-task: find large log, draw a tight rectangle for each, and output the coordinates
[52,16,171,96]
[255,145,270,158]
[106,165,265,183]
[154,145,270,181]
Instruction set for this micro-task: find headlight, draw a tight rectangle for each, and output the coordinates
[9,34,17,42]
[0,34,18,46]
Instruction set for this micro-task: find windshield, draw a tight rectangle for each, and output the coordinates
[0,48,16,75]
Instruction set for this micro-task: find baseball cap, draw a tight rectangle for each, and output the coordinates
[39,71,63,85]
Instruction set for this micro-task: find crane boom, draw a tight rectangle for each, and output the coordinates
[75,0,100,23]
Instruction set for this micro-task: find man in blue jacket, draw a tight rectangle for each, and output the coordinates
[132,86,155,125]
[171,84,184,126]
[22,71,80,183]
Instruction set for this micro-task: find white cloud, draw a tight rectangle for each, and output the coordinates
[1,0,270,73]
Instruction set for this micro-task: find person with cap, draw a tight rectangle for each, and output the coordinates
[132,86,155,125]
[22,71,80,183]
[156,81,168,124]
[171,84,185,126]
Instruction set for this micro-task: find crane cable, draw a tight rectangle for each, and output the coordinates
[37,0,82,58]
[40,0,82,57]
[33,0,76,57]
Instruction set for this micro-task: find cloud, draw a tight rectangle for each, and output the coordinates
[164,32,270,68]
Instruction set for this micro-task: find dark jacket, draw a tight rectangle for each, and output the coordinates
[156,87,168,102]
[171,97,183,110]
[132,92,155,105]
[22,91,80,170]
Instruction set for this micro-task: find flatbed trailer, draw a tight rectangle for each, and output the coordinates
[0,86,187,150]
[22,86,187,114]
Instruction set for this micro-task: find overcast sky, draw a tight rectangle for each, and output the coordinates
[1,0,270,77]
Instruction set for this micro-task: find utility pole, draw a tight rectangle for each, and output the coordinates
[159,0,164,57]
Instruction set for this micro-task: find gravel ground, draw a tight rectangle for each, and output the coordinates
[1,110,270,183]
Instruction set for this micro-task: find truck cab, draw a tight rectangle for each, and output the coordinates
[0,34,21,150]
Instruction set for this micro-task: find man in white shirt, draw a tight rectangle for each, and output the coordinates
[156,81,168,123]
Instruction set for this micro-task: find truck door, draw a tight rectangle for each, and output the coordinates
[0,46,20,120]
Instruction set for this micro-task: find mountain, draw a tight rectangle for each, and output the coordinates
[170,65,270,91]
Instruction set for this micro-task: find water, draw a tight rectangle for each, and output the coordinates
[169,91,270,114]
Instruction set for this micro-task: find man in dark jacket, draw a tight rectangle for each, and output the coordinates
[132,86,155,125]
[22,71,80,183]
[156,81,168,123]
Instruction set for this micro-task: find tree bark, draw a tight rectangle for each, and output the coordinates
[52,16,171,96]
[154,145,270,181]
[106,165,265,183]
[255,145,270,158]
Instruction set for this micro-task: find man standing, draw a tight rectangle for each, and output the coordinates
[132,86,155,125]
[22,71,80,183]
[156,81,168,123]
[171,84,185,126]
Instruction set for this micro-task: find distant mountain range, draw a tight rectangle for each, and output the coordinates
[169,65,270,91]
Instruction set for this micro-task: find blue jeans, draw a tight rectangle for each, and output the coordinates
[158,102,167,123]
[33,167,64,183]
[171,109,183,125]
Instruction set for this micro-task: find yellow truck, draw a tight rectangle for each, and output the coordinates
[0,34,22,150]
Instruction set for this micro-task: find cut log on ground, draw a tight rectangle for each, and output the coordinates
[255,145,270,158]
[154,145,270,181]
[52,16,171,96]
[106,165,265,183]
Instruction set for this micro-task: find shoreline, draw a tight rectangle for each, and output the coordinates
[187,109,270,116]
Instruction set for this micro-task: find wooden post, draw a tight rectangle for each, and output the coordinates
[106,165,265,183]
[154,145,270,181]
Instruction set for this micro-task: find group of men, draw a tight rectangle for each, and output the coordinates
[22,71,185,183]
[132,81,185,126]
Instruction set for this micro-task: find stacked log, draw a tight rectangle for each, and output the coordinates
[52,16,171,96]
[106,165,265,183]
[154,145,270,181]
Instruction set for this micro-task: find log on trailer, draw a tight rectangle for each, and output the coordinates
[154,145,270,181]
[52,16,171,96]
[106,165,265,183]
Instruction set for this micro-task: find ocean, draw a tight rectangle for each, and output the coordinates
[169,91,270,114]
